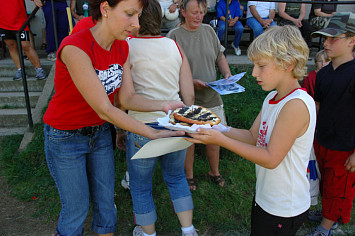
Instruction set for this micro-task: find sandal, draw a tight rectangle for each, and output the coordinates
[209,174,226,187]
[186,178,196,191]
[40,43,47,50]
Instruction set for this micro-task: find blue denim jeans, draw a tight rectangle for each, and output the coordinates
[246,17,277,39]
[217,20,244,47]
[44,122,117,235]
[126,123,193,226]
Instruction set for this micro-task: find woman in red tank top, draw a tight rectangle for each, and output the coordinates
[43,0,185,235]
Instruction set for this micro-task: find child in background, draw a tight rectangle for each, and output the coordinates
[302,50,330,223]
[302,50,330,98]
[306,12,355,236]
[187,25,316,235]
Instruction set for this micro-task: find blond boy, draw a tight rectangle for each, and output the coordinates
[187,25,316,235]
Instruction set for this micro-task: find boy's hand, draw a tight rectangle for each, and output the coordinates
[186,128,225,146]
[344,152,355,172]
[162,101,185,114]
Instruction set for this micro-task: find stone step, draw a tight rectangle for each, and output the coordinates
[0,127,27,136]
[0,92,41,108]
[0,77,46,92]
[0,108,34,127]
[0,63,53,77]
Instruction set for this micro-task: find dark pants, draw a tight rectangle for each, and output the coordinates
[43,1,70,54]
[250,197,308,236]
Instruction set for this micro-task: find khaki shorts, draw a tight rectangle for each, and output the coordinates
[209,105,227,126]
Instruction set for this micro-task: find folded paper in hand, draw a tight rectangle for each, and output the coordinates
[207,72,246,95]
[131,137,192,159]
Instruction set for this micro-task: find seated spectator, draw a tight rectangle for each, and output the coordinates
[246,1,277,39]
[278,1,313,49]
[216,0,244,55]
[309,0,337,31]
[302,50,330,98]
[159,0,181,30]
[70,0,90,23]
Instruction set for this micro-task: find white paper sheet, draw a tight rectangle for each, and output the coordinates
[131,137,193,159]
[206,72,246,95]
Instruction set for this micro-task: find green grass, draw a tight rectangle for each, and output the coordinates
[0,68,354,235]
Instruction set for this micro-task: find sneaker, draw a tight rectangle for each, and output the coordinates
[231,42,241,56]
[35,68,47,80]
[133,226,144,236]
[13,69,27,81]
[40,43,47,50]
[305,228,331,236]
[331,222,338,230]
[308,210,322,222]
[121,171,130,190]
[47,52,56,61]
[182,231,198,236]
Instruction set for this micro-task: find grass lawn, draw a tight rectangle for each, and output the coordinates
[0,67,354,235]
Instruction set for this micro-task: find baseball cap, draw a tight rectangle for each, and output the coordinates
[312,12,355,37]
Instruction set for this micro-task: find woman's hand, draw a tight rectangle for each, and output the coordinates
[116,129,126,151]
[193,79,208,90]
[161,100,185,114]
[186,128,225,146]
[149,129,185,140]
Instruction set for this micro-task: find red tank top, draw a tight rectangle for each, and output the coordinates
[43,29,129,130]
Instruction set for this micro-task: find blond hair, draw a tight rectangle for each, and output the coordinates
[247,25,309,80]
[314,50,330,64]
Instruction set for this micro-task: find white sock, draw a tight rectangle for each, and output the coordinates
[181,225,195,234]
[143,232,156,236]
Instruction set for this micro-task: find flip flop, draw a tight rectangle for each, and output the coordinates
[186,178,196,191]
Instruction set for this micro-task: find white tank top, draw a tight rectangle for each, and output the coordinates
[255,88,316,217]
[127,36,182,123]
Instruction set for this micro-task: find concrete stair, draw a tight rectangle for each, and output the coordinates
[0,57,54,136]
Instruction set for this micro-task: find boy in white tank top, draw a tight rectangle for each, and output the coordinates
[187,25,316,235]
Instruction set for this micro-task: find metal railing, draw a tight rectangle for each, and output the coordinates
[17,0,58,131]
